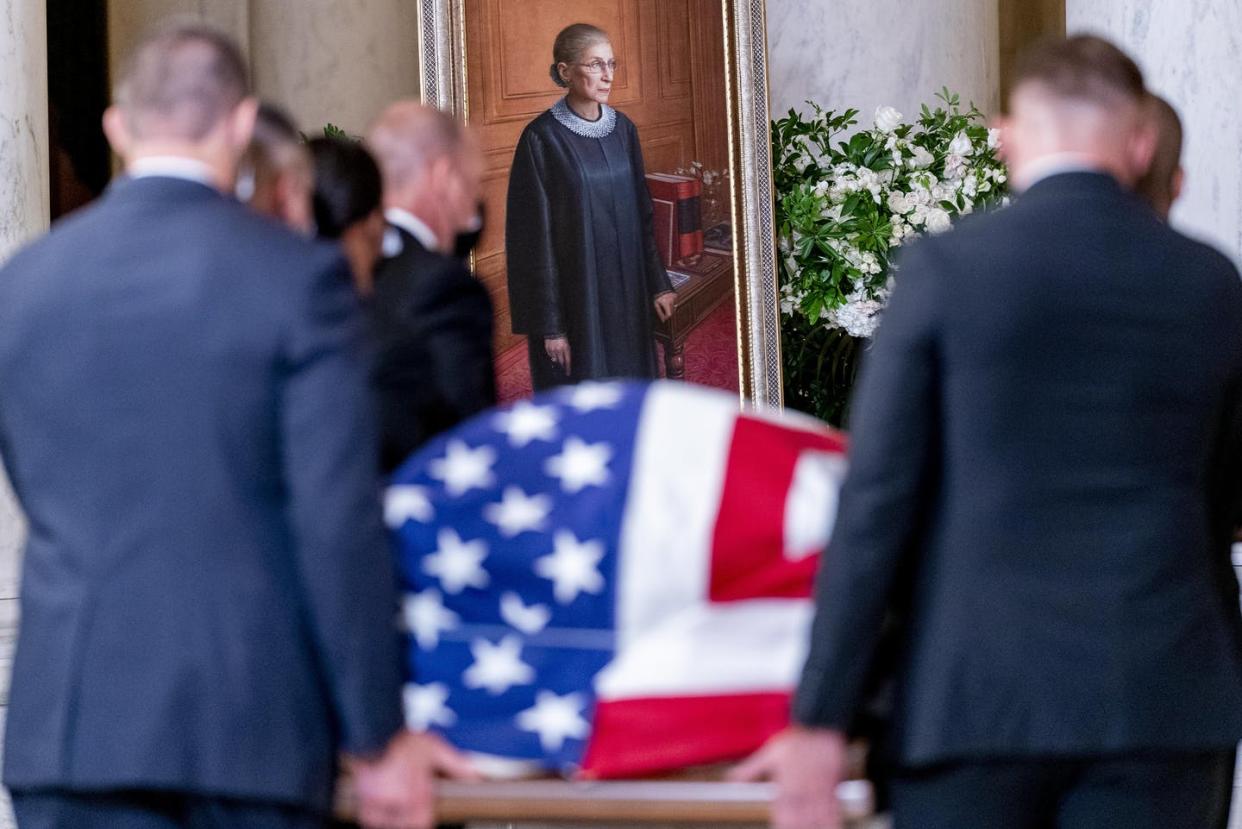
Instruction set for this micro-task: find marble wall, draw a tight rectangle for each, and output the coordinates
[108,0,251,70]
[766,0,1001,127]
[0,0,46,628]
[108,0,421,137]
[250,0,421,136]
[1066,0,1242,265]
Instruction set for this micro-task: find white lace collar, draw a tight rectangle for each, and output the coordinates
[551,97,617,139]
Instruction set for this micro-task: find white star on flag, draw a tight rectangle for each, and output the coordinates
[568,382,624,412]
[493,401,560,447]
[404,682,457,730]
[516,690,591,752]
[429,440,497,496]
[423,529,490,594]
[484,487,552,537]
[384,485,434,528]
[500,591,552,635]
[401,589,460,650]
[545,437,612,493]
[535,530,606,604]
[463,635,536,695]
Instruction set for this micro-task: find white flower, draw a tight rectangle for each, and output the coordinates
[948,130,973,157]
[793,153,811,173]
[943,155,967,182]
[932,182,956,203]
[987,128,1001,150]
[826,286,888,338]
[925,207,953,234]
[909,146,935,169]
[962,175,978,199]
[874,106,903,133]
[887,191,913,215]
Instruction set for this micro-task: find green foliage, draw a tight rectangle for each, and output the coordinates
[301,123,360,143]
[322,123,353,141]
[772,89,1009,426]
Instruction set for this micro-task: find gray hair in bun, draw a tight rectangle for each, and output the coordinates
[550,22,610,88]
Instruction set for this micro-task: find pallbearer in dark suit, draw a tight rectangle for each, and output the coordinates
[506,23,676,390]
[734,36,1242,829]
[0,24,473,829]
[366,102,496,473]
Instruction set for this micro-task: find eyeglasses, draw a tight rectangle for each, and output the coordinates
[576,59,619,75]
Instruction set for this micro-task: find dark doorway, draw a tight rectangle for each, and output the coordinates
[47,0,111,219]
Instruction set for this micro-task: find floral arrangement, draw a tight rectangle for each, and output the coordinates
[772,90,1008,424]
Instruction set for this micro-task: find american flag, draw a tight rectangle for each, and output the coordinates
[385,380,847,778]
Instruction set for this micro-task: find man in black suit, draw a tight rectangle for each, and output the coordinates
[735,36,1242,829]
[0,24,473,829]
[366,102,496,473]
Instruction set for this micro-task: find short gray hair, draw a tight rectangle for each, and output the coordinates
[114,21,250,141]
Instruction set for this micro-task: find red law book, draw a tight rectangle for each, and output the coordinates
[646,172,704,267]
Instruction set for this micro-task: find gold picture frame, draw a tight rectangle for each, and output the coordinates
[416,0,783,407]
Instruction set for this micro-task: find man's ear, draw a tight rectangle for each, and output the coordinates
[1128,118,1159,185]
[431,154,457,197]
[993,115,1015,165]
[1171,166,1185,206]
[229,97,260,151]
[102,106,131,159]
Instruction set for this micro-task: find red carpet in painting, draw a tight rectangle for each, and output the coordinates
[496,296,740,403]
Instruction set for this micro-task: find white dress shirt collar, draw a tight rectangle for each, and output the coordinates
[1014,153,1110,192]
[384,207,441,253]
[127,156,217,188]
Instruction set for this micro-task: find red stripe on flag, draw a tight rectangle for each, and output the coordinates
[709,417,846,602]
[579,693,792,779]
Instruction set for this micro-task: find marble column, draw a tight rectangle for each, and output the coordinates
[766,0,1001,124]
[0,3,45,824]
[249,0,421,137]
[1066,0,1242,265]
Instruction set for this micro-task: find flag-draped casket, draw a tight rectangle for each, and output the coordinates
[385,380,847,778]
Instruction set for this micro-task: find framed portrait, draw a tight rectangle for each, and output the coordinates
[416,0,782,407]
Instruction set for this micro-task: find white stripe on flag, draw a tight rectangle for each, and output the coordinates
[594,599,813,698]
[614,381,737,650]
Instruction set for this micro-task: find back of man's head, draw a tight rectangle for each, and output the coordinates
[1008,34,1144,115]
[1134,93,1184,218]
[366,101,464,199]
[1003,35,1154,188]
[114,22,249,142]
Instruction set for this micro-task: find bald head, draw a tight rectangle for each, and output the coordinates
[366,101,483,254]
[367,102,466,194]
[114,22,249,141]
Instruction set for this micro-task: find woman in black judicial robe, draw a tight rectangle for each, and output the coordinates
[506,23,676,390]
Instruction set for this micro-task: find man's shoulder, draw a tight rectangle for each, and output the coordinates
[376,238,488,310]
[380,236,467,283]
